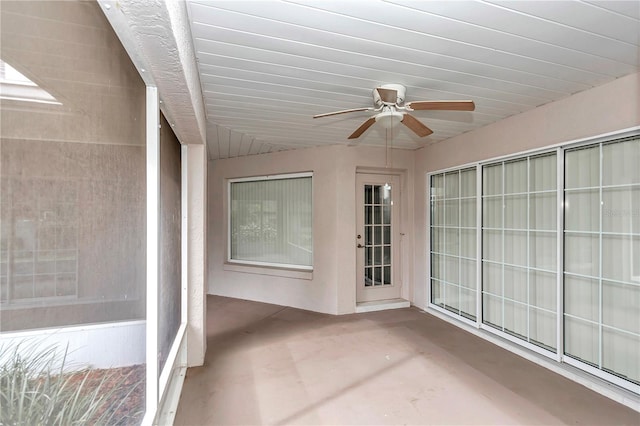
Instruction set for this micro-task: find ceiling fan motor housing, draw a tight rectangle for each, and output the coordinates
[373,83,406,107]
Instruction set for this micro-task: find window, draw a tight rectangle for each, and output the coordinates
[482,153,558,351]
[229,173,312,269]
[430,168,477,320]
[564,137,639,385]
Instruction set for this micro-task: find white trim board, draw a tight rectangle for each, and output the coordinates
[0,320,145,370]
[355,298,410,313]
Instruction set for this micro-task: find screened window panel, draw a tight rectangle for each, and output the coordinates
[482,230,502,262]
[460,169,476,197]
[602,187,640,233]
[602,281,640,335]
[529,271,556,311]
[483,164,502,196]
[483,198,502,228]
[602,139,640,186]
[483,262,502,296]
[565,147,599,189]
[504,266,528,303]
[445,256,459,284]
[564,137,640,385]
[230,176,312,268]
[431,254,444,279]
[431,279,443,305]
[444,200,459,226]
[602,328,640,383]
[565,317,599,366]
[564,275,599,322]
[431,201,445,226]
[444,228,460,255]
[460,258,476,289]
[445,172,459,198]
[530,232,556,271]
[504,195,527,229]
[530,307,557,349]
[602,235,635,282]
[483,294,503,329]
[482,153,558,351]
[460,199,476,227]
[504,160,527,194]
[504,230,527,266]
[445,282,461,313]
[530,194,556,230]
[565,190,600,231]
[530,154,557,192]
[460,288,477,319]
[431,227,444,251]
[504,300,528,338]
[460,229,477,258]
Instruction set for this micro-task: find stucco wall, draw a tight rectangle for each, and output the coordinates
[412,71,640,310]
[208,144,414,314]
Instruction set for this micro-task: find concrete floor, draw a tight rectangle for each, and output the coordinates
[175,295,639,425]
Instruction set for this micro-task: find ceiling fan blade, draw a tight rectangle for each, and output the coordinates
[376,87,397,104]
[407,100,475,111]
[348,117,376,139]
[313,107,372,119]
[401,113,433,137]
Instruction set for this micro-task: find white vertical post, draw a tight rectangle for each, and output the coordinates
[180,144,189,366]
[476,164,482,327]
[145,86,160,421]
[426,173,431,308]
[186,144,207,367]
[556,148,564,361]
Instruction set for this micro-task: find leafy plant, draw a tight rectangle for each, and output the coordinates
[0,341,144,425]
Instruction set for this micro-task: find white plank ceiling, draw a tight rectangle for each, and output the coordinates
[185,0,640,160]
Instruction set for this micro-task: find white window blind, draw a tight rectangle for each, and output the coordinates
[229,174,312,269]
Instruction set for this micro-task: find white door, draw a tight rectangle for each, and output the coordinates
[356,173,401,303]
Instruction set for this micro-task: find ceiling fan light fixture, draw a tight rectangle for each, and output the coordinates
[375,110,403,129]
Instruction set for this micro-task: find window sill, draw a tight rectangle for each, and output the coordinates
[223,262,313,280]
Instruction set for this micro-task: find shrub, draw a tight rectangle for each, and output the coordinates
[0,342,143,425]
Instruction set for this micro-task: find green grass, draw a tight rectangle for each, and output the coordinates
[0,342,144,425]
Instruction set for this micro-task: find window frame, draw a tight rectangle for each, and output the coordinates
[226,172,313,271]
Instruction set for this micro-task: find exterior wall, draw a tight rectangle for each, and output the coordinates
[412,71,640,310]
[208,144,414,314]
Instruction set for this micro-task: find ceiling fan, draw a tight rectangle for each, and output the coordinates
[313,84,475,139]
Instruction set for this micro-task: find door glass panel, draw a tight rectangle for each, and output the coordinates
[363,183,393,288]
[374,226,382,245]
[374,266,382,286]
[383,226,391,244]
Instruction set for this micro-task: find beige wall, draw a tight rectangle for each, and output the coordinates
[412,71,640,309]
[208,144,414,314]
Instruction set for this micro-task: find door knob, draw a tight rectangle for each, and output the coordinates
[357,243,364,248]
